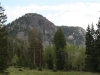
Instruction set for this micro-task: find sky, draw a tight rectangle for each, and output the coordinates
[1,0,100,30]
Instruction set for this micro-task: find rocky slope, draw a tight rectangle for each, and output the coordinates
[7,13,86,47]
[7,13,57,47]
[60,26,85,46]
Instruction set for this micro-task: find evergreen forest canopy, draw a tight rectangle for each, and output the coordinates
[0,3,100,74]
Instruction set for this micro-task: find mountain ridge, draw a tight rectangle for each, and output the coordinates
[7,13,86,47]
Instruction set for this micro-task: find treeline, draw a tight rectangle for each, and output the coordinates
[0,22,86,72]
[8,37,29,67]
[7,28,86,71]
[1,3,100,73]
[44,45,85,71]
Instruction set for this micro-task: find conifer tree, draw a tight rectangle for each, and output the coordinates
[0,3,9,73]
[85,23,100,72]
[37,32,43,71]
[85,25,93,71]
[95,18,100,72]
[54,27,66,70]
[28,28,37,69]
[28,28,43,69]
[90,24,98,72]
[85,24,98,72]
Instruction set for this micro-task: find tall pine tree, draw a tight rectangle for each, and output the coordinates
[90,24,98,72]
[54,27,67,70]
[28,28,43,70]
[85,23,100,72]
[37,32,43,71]
[85,25,94,72]
[95,18,100,72]
[0,3,9,73]
[28,28,37,69]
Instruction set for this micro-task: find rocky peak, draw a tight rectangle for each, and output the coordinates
[7,13,86,47]
[7,13,57,47]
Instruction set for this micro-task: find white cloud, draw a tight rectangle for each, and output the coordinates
[4,2,100,29]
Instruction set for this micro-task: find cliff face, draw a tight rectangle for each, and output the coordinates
[7,13,86,47]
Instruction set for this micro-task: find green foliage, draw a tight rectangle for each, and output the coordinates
[0,5,7,24]
[12,54,18,66]
[54,27,67,70]
[66,45,86,71]
[85,22,100,72]
[53,63,57,72]
[85,25,96,72]
[43,44,86,71]
[8,36,29,67]
[43,46,56,69]
[28,28,43,69]
[38,67,42,71]
[95,19,100,72]
[0,26,9,73]
[0,4,9,73]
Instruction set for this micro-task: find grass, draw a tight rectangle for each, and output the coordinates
[6,67,100,75]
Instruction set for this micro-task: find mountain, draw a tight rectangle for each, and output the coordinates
[60,26,85,46]
[7,13,86,47]
[7,13,57,47]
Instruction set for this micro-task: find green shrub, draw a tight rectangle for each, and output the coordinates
[18,69,23,71]
[38,67,42,71]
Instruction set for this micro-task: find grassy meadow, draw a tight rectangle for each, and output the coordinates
[4,67,100,75]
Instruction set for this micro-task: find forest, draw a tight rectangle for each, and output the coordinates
[0,3,100,75]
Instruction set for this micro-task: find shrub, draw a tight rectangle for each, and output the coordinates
[38,67,42,71]
[18,69,23,71]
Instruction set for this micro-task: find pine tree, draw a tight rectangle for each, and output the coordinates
[37,32,43,71]
[0,3,9,73]
[85,24,99,72]
[54,27,66,70]
[28,28,43,69]
[90,24,98,72]
[28,28,37,69]
[95,18,100,72]
[85,25,93,71]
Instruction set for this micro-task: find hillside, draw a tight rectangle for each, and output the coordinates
[7,13,57,47]
[60,26,85,46]
[7,13,86,47]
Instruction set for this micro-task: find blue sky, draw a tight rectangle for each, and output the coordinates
[1,0,100,29]
[1,0,100,6]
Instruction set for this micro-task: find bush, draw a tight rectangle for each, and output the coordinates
[0,71,10,75]
[18,69,23,71]
[53,67,57,72]
[53,64,57,72]
[38,67,42,71]
[4,71,10,75]
[15,66,22,68]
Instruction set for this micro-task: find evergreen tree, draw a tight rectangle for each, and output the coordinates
[28,28,43,69]
[85,24,99,72]
[95,18,100,72]
[0,4,9,73]
[0,26,9,73]
[37,32,43,71]
[54,27,67,70]
[90,24,98,72]
[28,28,37,69]
[85,25,94,72]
